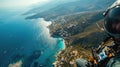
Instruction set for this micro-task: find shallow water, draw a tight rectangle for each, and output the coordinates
[0,9,65,67]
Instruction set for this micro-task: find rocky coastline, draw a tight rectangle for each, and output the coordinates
[52,38,91,67]
[48,11,106,67]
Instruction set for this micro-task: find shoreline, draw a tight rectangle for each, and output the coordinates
[52,37,92,67]
[53,38,78,67]
[48,10,105,67]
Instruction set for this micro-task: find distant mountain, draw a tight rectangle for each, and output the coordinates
[23,0,78,15]
[25,0,115,20]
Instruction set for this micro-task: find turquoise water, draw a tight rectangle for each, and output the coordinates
[0,9,65,67]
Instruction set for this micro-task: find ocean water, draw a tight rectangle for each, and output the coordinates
[0,9,65,67]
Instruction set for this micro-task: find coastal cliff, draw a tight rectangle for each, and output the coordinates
[49,11,106,67]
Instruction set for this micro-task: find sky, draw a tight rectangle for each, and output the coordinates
[0,0,50,9]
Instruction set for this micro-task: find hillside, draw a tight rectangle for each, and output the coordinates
[25,0,115,20]
[49,10,104,37]
[49,11,107,67]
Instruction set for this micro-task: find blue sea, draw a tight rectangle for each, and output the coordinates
[0,8,65,67]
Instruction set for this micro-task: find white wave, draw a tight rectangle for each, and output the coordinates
[35,18,56,48]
